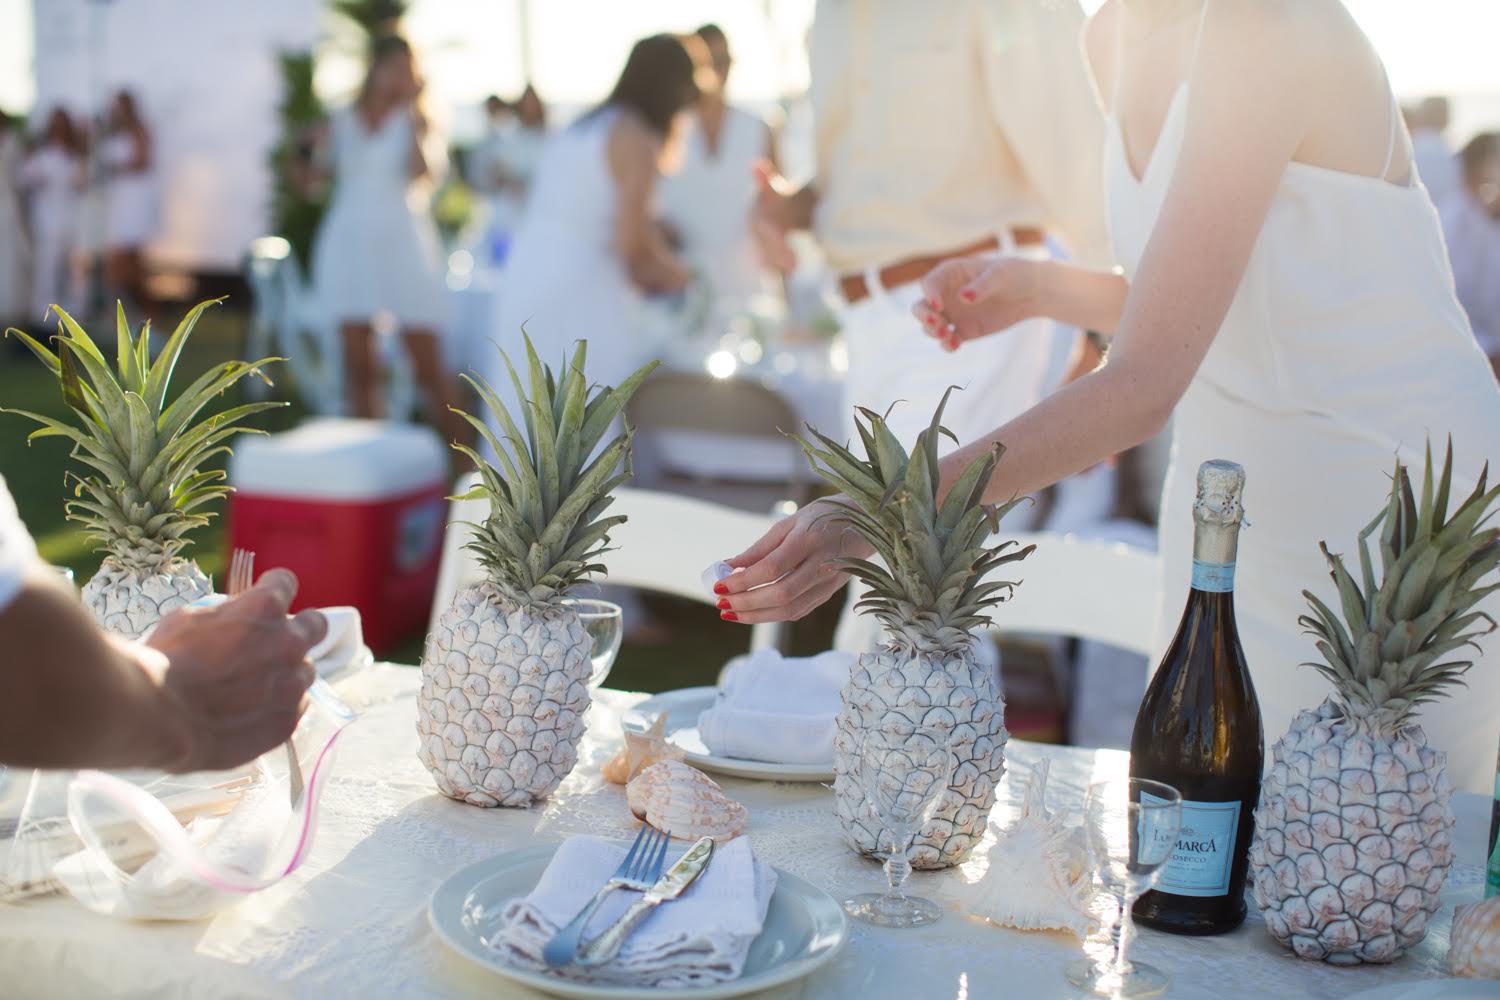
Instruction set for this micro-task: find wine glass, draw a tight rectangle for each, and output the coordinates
[842,727,954,928]
[562,598,622,689]
[1066,778,1183,999]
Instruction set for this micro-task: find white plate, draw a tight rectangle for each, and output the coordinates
[428,844,848,1000]
[624,687,835,783]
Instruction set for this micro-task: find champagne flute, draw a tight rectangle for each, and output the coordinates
[561,598,622,689]
[842,727,954,928]
[1067,778,1183,998]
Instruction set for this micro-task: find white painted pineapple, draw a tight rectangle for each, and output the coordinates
[1252,442,1500,964]
[417,337,656,807]
[797,390,1034,869]
[3,301,280,637]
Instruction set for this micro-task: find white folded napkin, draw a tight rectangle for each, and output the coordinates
[493,835,777,988]
[306,605,365,676]
[696,650,851,765]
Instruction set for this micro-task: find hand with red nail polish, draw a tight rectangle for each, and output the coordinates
[720,610,739,622]
[916,253,1048,350]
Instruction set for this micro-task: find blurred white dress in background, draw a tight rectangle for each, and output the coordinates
[0,130,30,320]
[472,122,546,246]
[18,143,78,317]
[658,106,771,304]
[102,132,157,252]
[486,108,642,415]
[312,107,447,329]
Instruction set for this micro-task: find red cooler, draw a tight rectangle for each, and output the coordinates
[228,418,449,652]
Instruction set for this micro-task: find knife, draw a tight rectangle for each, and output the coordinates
[575,836,715,967]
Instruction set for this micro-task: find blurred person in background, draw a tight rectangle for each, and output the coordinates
[311,35,464,443]
[101,90,159,320]
[486,34,700,407]
[0,112,29,327]
[18,109,83,320]
[658,23,777,306]
[751,1,1112,457]
[470,85,549,265]
[1408,95,1460,207]
[1441,131,1500,377]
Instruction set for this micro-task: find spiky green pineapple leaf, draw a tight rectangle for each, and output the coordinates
[1306,438,1500,731]
[0,299,283,570]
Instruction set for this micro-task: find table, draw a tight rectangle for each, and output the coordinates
[0,664,1489,1000]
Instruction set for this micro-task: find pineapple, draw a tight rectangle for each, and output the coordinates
[3,301,281,638]
[796,389,1034,869]
[1252,441,1500,964]
[417,337,657,807]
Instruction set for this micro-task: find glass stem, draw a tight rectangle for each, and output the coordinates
[884,837,912,902]
[1110,894,1132,976]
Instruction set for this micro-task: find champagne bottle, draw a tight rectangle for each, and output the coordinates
[1131,459,1264,935]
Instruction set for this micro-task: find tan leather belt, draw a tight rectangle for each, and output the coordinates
[838,228,1044,306]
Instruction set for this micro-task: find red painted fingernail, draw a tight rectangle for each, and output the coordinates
[720,610,739,622]
[959,289,976,303]
[716,598,732,610]
[713,582,729,595]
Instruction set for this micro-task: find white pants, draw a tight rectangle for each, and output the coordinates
[830,264,1054,657]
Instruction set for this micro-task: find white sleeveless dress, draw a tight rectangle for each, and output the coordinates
[657,105,771,303]
[486,108,643,419]
[1107,78,1500,793]
[312,107,448,329]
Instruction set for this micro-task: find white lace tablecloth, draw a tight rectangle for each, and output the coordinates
[0,663,1489,1000]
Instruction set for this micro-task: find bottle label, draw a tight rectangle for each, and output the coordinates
[1191,559,1236,593]
[1141,793,1241,897]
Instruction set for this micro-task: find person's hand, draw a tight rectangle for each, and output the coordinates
[713,498,872,623]
[750,160,798,274]
[143,569,327,773]
[912,254,1047,352]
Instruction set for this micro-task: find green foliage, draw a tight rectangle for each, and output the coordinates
[269,52,326,271]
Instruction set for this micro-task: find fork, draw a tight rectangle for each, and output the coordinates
[541,824,671,968]
[227,549,305,807]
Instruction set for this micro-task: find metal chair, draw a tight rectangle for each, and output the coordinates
[625,370,815,507]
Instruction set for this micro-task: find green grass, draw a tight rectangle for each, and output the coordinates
[0,302,838,692]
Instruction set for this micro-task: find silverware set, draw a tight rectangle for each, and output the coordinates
[541,825,715,969]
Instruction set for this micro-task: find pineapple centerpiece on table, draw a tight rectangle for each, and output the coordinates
[1252,442,1500,965]
[417,338,657,808]
[796,389,1034,869]
[3,301,282,638]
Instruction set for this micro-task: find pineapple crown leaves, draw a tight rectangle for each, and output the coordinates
[451,331,659,608]
[792,386,1034,655]
[2,300,285,569]
[1298,438,1500,731]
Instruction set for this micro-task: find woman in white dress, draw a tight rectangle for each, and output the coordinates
[717,0,1500,794]
[658,24,775,304]
[470,86,548,262]
[486,34,699,416]
[101,91,158,318]
[312,35,460,440]
[0,113,31,324]
[18,109,82,319]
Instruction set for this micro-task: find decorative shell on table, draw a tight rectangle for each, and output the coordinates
[625,760,747,841]
[602,713,685,785]
[1449,895,1500,979]
[961,759,1096,939]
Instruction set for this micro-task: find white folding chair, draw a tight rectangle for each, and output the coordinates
[834,530,1159,655]
[430,479,785,656]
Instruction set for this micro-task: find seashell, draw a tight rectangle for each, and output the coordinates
[959,759,1097,939]
[625,760,747,841]
[1450,894,1500,978]
[602,713,686,784]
